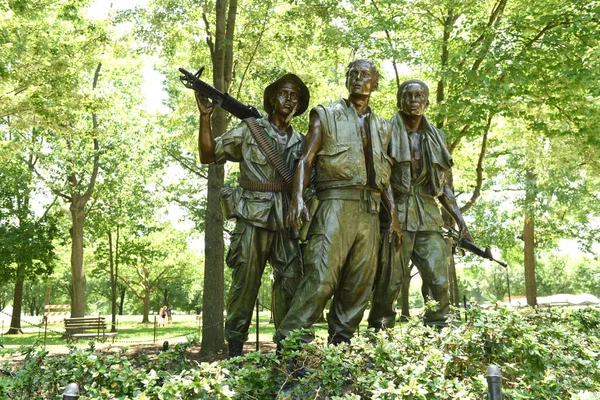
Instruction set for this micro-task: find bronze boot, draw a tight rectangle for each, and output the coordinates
[228,340,244,358]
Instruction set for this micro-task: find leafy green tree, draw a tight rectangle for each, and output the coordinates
[0,0,108,124]
[571,256,600,297]
[88,121,161,330]
[22,281,47,317]
[0,133,57,334]
[118,224,200,323]
[1,0,114,318]
[458,116,600,303]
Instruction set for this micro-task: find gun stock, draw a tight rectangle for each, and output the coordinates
[178,67,261,120]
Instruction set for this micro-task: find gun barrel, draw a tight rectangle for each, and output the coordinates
[179,67,261,120]
[446,227,508,268]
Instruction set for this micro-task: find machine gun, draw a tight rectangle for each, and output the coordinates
[178,67,262,120]
[179,66,296,191]
[445,227,507,268]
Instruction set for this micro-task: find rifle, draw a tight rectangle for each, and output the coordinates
[445,227,507,268]
[178,67,261,120]
[179,66,295,190]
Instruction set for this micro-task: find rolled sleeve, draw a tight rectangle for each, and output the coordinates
[213,123,246,164]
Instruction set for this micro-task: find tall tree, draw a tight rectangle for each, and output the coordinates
[0,139,57,333]
[118,225,199,323]
[194,0,238,355]
[1,0,111,318]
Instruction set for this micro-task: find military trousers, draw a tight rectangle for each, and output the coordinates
[274,190,380,345]
[368,230,451,329]
[224,220,303,343]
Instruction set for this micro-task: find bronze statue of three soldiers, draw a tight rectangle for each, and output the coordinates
[194,59,471,357]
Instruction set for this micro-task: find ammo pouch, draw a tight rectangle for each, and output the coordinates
[219,184,241,220]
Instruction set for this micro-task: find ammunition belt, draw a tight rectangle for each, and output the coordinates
[244,117,294,190]
[239,177,287,192]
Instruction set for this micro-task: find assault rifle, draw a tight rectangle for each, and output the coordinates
[445,227,507,268]
[178,67,262,120]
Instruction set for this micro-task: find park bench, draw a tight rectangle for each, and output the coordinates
[63,316,118,343]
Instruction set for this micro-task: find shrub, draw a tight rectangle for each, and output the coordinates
[1,307,600,399]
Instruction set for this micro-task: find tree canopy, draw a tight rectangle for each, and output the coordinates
[0,0,599,338]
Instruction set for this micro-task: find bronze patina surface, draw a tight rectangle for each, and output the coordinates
[368,80,472,329]
[275,59,401,345]
[196,74,310,356]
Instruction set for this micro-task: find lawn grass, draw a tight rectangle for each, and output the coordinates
[0,311,337,351]
[0,314,202,348]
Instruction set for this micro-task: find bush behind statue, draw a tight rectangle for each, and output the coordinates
[1,306,600,399]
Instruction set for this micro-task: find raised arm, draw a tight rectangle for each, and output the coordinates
[195,93,217,164]
[286,109,323,230]
[438,184,472,241]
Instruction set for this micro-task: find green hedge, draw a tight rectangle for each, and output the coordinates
[2,306,600,399]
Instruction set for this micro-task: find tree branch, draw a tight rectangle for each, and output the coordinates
[458,0,507,70]
[372,0,400,89]
[117,274,144,300]
[41,196,58,220]
[30,162,71,202]
[202,12,215,62]
[224,0,238,89]
[235,24,269,100]
[461,114,493,214]
[81,62,102,203]
[148,267,173,290]
[498,18,572,84]
[470,0,507,72]
[416,4,444,25]
[166,146,208,179]
[81,138,100,202]
[448,125,469,154]
[436,8,458,128]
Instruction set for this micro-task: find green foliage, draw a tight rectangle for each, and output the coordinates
[0,130,58,282]
[2,0,600,368]
[3,307,600,399]
[0,338,216,399]
[0,0,109,128]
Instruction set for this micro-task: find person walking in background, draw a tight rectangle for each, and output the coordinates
[167,305,173,324]
[158,305,167,327]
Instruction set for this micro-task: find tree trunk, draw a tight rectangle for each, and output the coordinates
[44,285,51,307]
[142,291,151,323]
[435,8,456,130]
[201,163,225,354]
[200,0,238,356]
[118,283,126,315]
[65,64,101,319]
[523,169,537,307]
[70,198,87,318]
[523,215,537,306]
[108,231,117,332]
[7,273,24,334]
